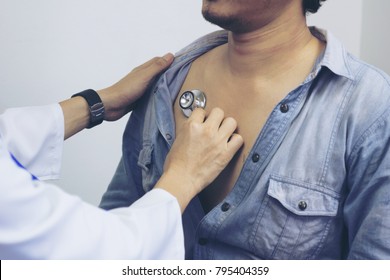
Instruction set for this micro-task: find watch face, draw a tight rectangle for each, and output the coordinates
[71,89,105,128]
[89,102,105,128]
[90,102,105,118]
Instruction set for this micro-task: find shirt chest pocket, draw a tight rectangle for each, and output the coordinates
[250,176,340,259]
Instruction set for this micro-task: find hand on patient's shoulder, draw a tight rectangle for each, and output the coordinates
[98,53,175,122]
[60,54,174,139]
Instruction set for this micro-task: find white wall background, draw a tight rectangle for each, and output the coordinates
[1,0,387,206]
[306,0,363,57]
[360,0,390,75]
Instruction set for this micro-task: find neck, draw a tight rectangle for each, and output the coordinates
[222,13,319,80]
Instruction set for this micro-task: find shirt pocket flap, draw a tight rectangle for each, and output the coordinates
[267,176,339,217]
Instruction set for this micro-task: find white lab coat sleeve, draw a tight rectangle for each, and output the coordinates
[0,146,184,259]
[0,104,64,180]
[0,106,184,259]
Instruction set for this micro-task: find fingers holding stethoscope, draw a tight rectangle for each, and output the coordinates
[190,107,244,154]
[158,107,243,211]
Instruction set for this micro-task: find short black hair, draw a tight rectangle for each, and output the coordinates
[303,0,327,14]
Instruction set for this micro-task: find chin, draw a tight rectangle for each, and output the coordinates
[203,10,252,33]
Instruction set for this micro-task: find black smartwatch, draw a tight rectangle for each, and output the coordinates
[71,89,105,128]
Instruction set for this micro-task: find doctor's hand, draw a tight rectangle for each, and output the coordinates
[98,53,174,122]
[60,53,174,139]
[155,108,244,213]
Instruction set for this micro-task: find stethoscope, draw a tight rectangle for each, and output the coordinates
[179,89,207,117]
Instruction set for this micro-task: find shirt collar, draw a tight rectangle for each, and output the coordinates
[312,27,355,80]
[159,27,355,96]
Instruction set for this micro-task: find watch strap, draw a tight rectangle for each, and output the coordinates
[71,89,105,128]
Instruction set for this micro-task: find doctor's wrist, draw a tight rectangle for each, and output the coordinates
[154,171,197,214]
[60,96,91,140]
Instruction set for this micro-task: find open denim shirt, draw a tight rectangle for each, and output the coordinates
[100,28,390,259]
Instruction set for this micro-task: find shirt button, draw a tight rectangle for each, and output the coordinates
[298,201,307,211]
[280,103,289,113]
[221,202,231,212]
[252,153,260,163]
[166,133,172,140]
[198,238,208,246]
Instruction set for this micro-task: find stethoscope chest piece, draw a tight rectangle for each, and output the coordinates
[179,89,206,117]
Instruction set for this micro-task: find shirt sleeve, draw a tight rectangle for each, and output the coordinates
[0,104,64,180]
[0,141,184,259]
[345,107,390,259]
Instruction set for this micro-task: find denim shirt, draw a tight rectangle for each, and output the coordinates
[100,28,390,259]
